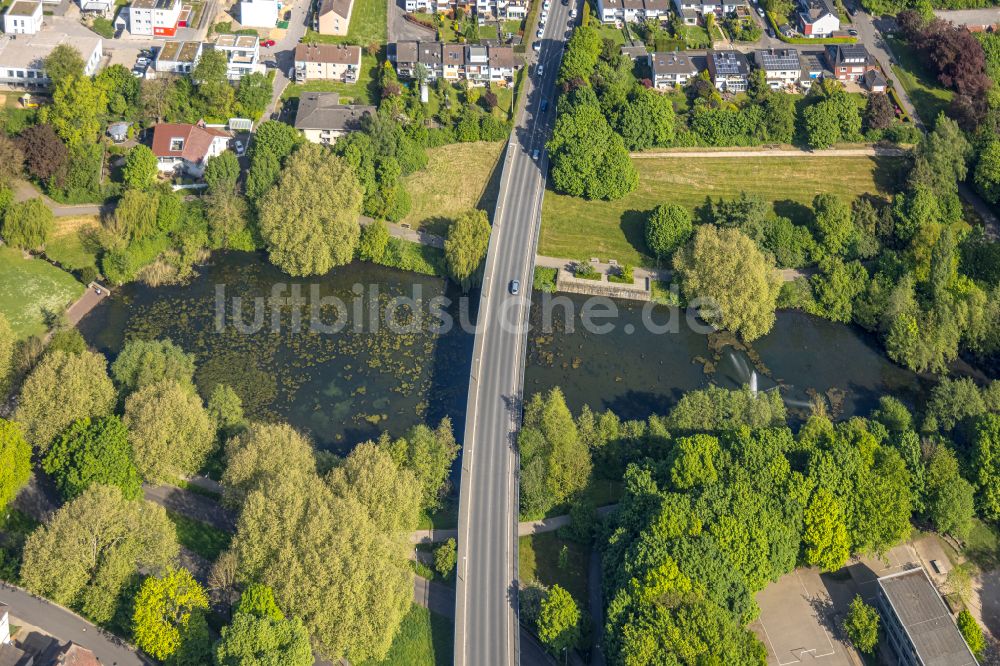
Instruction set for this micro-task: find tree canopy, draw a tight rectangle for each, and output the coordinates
[258,143,364,276]
[444,209,491,291]
[0,419,31,514]
[42,415,142,501]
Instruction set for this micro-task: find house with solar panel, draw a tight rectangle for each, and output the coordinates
[876,569,979,666]
[754,48,801,89]
[707,50,749,93]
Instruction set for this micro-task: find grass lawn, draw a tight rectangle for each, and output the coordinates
[519,533,590,608]
[360,605,454,666]
[0,246,83,339]
[960,519,1000,570]
[540,154,904,266]
[303,0,386,44]
[682,25,711,48]
[594,23,627,46]
[165,511,231,561]
[418,495,459,530]
[281,53,379,104]
[886,36,953,126]
[402,141,505,235]
[45,216,100,273]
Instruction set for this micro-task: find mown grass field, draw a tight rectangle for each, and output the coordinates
[44,215,100,272]
[0,246,83,339]
[402,141,505,236]
[540,154,905,266]
[887,36,953,126]
[165,510,231,561]
[361,605,453,666]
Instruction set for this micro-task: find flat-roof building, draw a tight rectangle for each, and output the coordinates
[3,1,42,35]
[0,31,103,88]
[128,0,182,36]
[877,569,979,666]
[154,39,202,74]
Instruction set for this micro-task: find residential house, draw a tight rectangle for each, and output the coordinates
[798,50,825,89]
[825,43,875,81]
[239,0,278,27]
[650,50,701,88]
[754,48,800,88]
[208,34,265,79]
[0,31,102,87]
[390,41,519,85]
[3,1,43,35]
[876,569,979,666]
[128,0,182,36]
[315,0,353,36]
[599,0,672,22]
[797,0,839,37]
[672,0,738,24]
[153,39,202,74]
[294,92,374,144]
[707,49,749,92]
[294,43,362,82]
[863,68,887,92]
[151,121,232,176]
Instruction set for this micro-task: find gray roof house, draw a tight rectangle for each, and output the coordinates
[293,92,374,145]
[707,49,749,93]
[650,50,701,88]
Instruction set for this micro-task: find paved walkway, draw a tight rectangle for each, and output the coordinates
[0,582,151,666]
[142,484,236,532]
[63,283,109,327]
[629,147,909,159]
[411,504,619,545]
[12,180,106,218]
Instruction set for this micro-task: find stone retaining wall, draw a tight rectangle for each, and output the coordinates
[555,269,651,301]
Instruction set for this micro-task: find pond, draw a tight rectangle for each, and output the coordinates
[80,254,934,452]
[79,252,476,453]
[524,294,932,423]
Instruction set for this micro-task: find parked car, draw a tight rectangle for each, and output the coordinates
[135,57,149,66]
[847,28,858,36]
[570,7,577,17]
[262,39,276,47]
[756,6,764,15]
[533,40,541,51]
[536,27,544,37]
[543,0,550,8]
[539,13,547,24]
[536,64,544,76]
[234,139,246,155]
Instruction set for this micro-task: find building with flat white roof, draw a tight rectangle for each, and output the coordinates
[3,1,43,35]
[154,39,202,73]
[128,0,182,36]
[209,33,265,79]
[238,0,278,27]
[0,31,102,88]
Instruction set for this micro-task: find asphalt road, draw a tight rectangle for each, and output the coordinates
[453,1,574,664]
[0,583,151,666]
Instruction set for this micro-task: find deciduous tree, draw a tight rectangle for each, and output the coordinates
[132,567,210,661]
[204,151,241,194]
[221,422,317,507]
[843,596,879,653]
[20,484,177,622]
[674,225,781,341]
[124,380,215,482]
[215,610,312,666]
[444,209,491,291]
[434,538,457,577]
[358,219,390,263]
[258,143,363,276]
[123,145,158,190]
[112,338,196,395]
[18,124,67,184]
[385,418,460,511]
[645,203,692,261]
[14,350,116,449]
[42,416,142,501]
[0,419,31,514]
[802,487,850,571]
[44,45,85,88]
[925,445,975,538]
[537,585,580,654]
[1,198,53,250]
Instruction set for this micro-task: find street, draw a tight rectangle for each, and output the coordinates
[453,0,574,664]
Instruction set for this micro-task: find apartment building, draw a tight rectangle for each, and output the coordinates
[673,0,739,24]
[3,1,43,35]
[128,0,182,36]
[208,34,265,79]
[598,0,669,23]
[154,39,202,74]
[294,43,362,82]
[0,31,102,87]
[315,0,353,36]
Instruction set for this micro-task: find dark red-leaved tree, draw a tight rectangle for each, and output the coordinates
[17,124,67,185]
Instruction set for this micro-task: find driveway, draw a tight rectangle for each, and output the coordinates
[388,0,435,42]
[852,10,921,126]
[261,0,311,122]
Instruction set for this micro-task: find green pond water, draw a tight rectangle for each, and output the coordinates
[79,252,932,452]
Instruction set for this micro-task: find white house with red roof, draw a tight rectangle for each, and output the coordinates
[151,121,232,177]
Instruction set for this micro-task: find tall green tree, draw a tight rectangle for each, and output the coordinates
[1,198,53,250]
[215,610,313,666]
[42,416,142,501]
[537,585,580,654]
[925,445,975,539]
[971,414,1000,521]
[258,143,363,276]
[20,484,178,623]
[384,418,460,511]
[0,419,31,514]
[444,209,491,291]
[123,145,158,190]
[674,225,781,341]
[14,350,116,449]
[123,380,215,482]
[645,203,692,261]
[843,596,879,653]
[132,567,210,662]
[44,45,85,88]
[112,338,196,395]
[204,151,241,194]
[957,609,985,659]
[44,75,107,146]
[802,487,850,572]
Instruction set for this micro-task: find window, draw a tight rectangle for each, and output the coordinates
[170,138,185,151]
